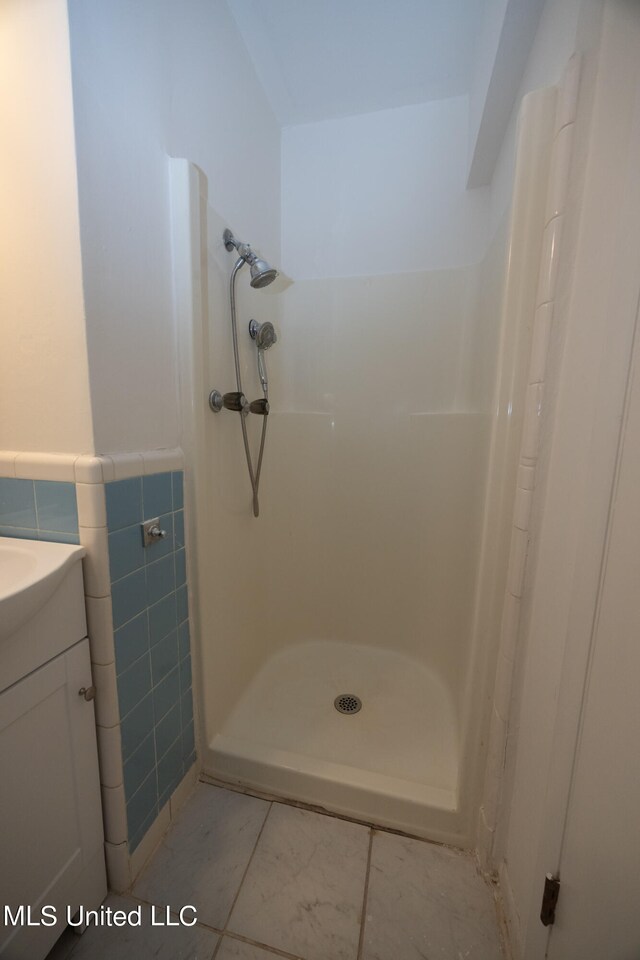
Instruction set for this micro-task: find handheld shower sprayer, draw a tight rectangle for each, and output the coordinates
[249,319,277,396]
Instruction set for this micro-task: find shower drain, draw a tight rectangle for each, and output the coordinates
[334,694,362,715]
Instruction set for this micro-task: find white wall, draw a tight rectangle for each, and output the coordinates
[489,0,582,234]
[282,97,490,279]
[494,3,640,956]
[66,0,280,454]
[469,0,510,163]
[0,0,93,454]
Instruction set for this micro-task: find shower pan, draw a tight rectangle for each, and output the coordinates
[171,86,554,848]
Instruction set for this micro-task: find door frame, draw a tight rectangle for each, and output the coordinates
[497,3,640,957]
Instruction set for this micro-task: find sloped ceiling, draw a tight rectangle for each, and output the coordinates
[226,0,485,125]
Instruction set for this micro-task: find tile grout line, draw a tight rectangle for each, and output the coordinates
[199,773,458,852]
[66,891,304,960]
[219,799,274,940]
[219,928,306,959]
[357,828,374,960]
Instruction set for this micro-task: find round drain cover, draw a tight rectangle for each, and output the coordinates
[334,694,362,715]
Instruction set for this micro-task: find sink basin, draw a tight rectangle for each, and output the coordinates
[0,537,86,642]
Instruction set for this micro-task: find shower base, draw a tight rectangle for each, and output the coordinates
[205,641,462,843]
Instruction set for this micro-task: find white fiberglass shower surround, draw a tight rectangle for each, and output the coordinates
[172,86,555,847]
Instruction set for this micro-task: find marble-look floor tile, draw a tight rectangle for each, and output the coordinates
[363,832,504,960]
[133,783,270,929]
[44,926,79,960]
[68,895,218,960]
[228,803,369,960]
[215,936,284,959]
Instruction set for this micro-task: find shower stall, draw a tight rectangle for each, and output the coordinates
[170,86,554,846]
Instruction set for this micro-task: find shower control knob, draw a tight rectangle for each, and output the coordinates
[249,398,269,416]
[222,391,248,413]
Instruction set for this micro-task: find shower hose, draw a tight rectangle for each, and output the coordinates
[230,258,268,518]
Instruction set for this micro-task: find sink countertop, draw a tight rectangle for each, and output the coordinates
[0,537,86,644]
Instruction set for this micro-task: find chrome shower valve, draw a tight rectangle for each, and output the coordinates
[209,390,250,415]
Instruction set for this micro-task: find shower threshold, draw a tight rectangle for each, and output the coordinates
[204,640,461,844]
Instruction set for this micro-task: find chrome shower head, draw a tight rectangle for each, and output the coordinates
[249,259,278,289]
[223,228,278,288]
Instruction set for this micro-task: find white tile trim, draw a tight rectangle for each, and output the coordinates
[76,483,107,527]
[110,454,144,481]
[14,453,78,481]
[85,595,116,664]
[0,451,17,477]
[92,661,120,728]
[104,841,132,893]
[79,526,112,598]
[96,723,125,789]
[0,449,184,481]
[142,449,184,474]
[74,455,108,484]
[102,783,128,845]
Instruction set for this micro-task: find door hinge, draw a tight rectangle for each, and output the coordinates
[540,873,560,926]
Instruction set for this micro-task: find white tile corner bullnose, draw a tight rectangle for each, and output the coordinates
[98,456,116,483]
[14,452,77,482]
[96,723,125,789]
[92,661,121,728]
[102,783,128,845]
[75,455,109,484]
[76,482,107,528]
[79,526,111,598]
[0,451,18,477]
[85,595,116,664]
[104,841,132,893]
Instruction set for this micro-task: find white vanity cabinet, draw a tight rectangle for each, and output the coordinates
[0,542,107,960]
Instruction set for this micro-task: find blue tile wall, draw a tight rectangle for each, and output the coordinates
[0,478,79,544]
[106,471,195,853]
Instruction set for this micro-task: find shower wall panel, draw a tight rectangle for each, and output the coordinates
[258,269,500,711]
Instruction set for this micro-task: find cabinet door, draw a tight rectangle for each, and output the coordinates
[0,638,105,960]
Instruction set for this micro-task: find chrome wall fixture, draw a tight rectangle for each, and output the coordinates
[209,228,279,517]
